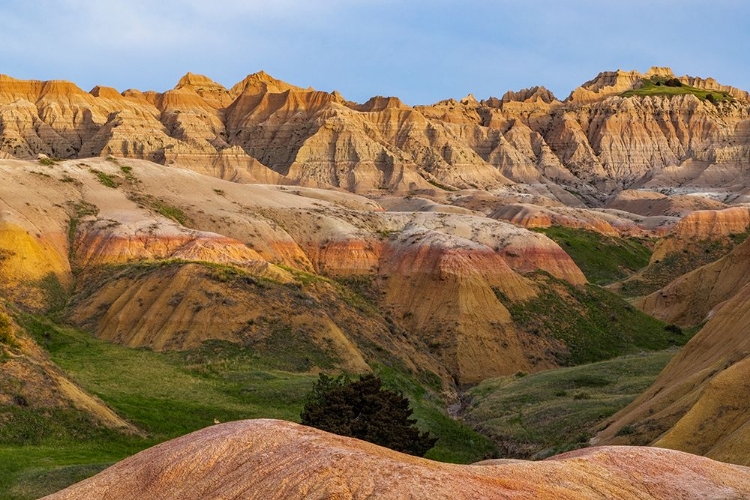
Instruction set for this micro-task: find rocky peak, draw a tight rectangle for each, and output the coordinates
[500,86,557,104]
[175,72,227,92]
[567,69,644,102]
[90,85,122,99]
[356,95,409,112]
[644,66,675,79]
[229,70,304,97]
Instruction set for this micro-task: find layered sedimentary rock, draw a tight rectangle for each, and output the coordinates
[45,419,750,500]
[649,206,750,261]
[489,203,653,236]
[1,67,748,199]
[604,189,727,218]
[595,223,750,465]
[0,157,590,384]
[639,232,750,326]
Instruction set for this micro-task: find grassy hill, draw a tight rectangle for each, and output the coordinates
[622,77,734,102]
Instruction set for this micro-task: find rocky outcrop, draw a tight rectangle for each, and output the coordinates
[0,302,135,433]
[45,419,750,500]
[1,68,747,198]
[604,189,727,218]
[490,203,649,236]
[650,206,750,262]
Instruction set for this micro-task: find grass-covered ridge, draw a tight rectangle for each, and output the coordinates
[622,76,734,103]
[533,226,651,285]
[465,350,676,459]
[495,272,688,365]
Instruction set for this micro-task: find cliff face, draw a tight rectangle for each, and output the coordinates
[1,68,748,198]
[45,419,750,500]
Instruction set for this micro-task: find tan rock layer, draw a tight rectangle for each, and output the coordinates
[1,68,747,195]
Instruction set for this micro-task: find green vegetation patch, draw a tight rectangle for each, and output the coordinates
[38,157,62,166]
[375,364,497,463]
[34,273,69,315]
[129,193,190,226]
[119,165,138,183]
[425,178,457,191]
[90,169,120,188]
[0,311,14,346]
[465,350,675,458]
[622,76,734,103]
[534,226,652,285]
[495,273,685,365]
[4,308,497,497]
[619,230,750,298]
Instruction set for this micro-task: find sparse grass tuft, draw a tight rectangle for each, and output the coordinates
[38,157,60,166]
[90,169,119,188]
[426,178,457,191]
[119,165,137,183]
[128,193,189,226]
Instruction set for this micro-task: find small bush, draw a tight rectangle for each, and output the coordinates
[616,425,636,436]
[301,373,437,456]
[39,157,57,166]
[664,323,683,336]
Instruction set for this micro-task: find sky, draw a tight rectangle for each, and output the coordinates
[1,0,748,105]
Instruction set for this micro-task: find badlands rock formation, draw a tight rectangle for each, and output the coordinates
[653,243,750,323]
[595,282,750,466]
[45,419,750,500]
[0,156,593,384]
[1,67,748,199]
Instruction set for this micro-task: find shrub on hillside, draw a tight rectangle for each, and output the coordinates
[300,373,437,456]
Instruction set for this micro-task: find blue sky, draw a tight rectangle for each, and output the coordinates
[1,0,748,105]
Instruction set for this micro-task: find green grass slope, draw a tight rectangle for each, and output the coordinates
[464,350,676,459]
[1,314,495,499]
[622,77,734,102]
[494,272,686,365]
[533,227,652,285]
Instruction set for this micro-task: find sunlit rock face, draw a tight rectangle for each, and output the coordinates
[1,68,748,197]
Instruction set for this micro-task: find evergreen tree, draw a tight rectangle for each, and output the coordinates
[300,374,437,456]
